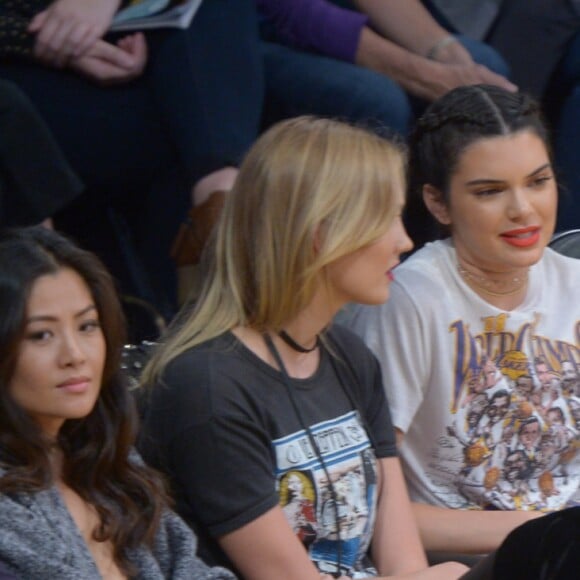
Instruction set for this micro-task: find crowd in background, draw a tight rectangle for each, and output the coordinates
[3,0,580,314]
[2,1,580,579]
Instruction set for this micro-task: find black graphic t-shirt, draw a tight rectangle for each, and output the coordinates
[275,411,380,576]
[138,326,397,575]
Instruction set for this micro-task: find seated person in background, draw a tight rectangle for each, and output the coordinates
[257,0,516,136]
[350,84,580,556]
[0,0,264,307]
[138,117,468,579]
[0,79,81,227]
[0,226,235,580]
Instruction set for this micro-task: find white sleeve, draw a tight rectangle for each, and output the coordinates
[350,280,431,434]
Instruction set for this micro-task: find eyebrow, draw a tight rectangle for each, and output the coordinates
[27,304,97,324]
[465,163,553,186]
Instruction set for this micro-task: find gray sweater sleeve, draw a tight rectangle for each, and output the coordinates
[150,509,237,579]
[0,487,99,580]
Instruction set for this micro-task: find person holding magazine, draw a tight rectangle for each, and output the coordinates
[0,0,264,308]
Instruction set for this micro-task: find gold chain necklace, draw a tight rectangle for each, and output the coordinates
[457,263,529,297]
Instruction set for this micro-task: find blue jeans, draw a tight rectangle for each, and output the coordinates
[261,35,510,137]
[550,32,580,232]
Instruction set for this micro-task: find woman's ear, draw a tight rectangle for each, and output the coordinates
[423,185,451,226]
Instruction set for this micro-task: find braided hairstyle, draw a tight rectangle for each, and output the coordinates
[406,84,551,249]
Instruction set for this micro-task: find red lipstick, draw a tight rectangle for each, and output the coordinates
[500,226,540,248]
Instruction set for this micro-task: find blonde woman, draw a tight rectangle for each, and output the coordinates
[139,117,468,580]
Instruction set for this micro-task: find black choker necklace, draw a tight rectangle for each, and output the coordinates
[278,330,320,353]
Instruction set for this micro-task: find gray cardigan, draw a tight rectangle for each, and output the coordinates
[0,468,235,579]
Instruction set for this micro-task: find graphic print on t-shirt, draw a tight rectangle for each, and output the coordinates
[433,313,580,510]
[273,411,378,577]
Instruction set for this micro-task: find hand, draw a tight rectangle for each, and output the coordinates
[69,33,147,86]
[29,0,121,66]
[355,27,517,104]
[412,61,517,102]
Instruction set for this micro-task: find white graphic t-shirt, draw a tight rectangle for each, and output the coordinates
[351,240,580,512]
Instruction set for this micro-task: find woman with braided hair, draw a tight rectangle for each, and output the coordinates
[351,84,580,555]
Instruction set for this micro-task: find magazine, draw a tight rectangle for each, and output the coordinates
[110,0,202,32]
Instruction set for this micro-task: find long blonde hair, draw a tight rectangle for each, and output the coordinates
[143,116,405,383]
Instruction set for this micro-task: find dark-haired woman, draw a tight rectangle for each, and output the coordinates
[0,226,235,579]
[351,84,580,555]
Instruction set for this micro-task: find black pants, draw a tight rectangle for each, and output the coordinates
[0,79,81,226]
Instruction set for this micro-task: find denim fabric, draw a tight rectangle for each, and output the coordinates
[549,32,580,231]
[262,34,511,138]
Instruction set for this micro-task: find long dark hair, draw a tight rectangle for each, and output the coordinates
[406,84,551,249]
[0,226,169,574]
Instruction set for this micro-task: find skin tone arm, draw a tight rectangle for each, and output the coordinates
[354,0,464,58]
[394,430,542,554]
[29,0,121,66]
[413,502,542,554]
[219,458,467,580]
[372,457,468,579]
[372,457,429,574]
[352,0,516,101]
[219,507,334,580]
